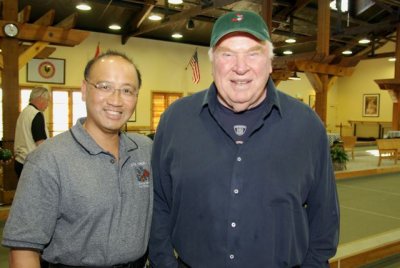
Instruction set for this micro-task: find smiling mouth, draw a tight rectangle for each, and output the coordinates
[105,110,123,117]
[232,80,251,85]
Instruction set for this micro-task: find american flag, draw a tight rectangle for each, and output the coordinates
[188,50,200,84]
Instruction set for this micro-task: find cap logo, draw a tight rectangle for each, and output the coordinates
[232,13,243,22]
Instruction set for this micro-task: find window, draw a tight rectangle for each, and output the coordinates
[20,88,32,111]
[50,87,86,136]
[151,92,182,130]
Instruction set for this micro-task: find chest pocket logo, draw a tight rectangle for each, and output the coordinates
[234,125,247,136]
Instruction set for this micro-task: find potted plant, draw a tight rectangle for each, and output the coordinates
[330,143,349,171]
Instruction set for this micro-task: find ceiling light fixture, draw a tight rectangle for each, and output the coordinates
[342,50,352,55]
[172,33,183,39]
[149,14,162,21]
[283,50,293,55]
[330,0,348,12]
[289,72,301,81]
[109,24,121,30]
[285,16,296,44]
[285,38,296,44]
[168,0,183,4]
[359,38,371,44]
[76,1,92,11]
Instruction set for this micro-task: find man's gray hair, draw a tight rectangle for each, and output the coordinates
[29,87,49,101]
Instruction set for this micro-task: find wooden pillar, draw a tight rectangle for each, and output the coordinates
[314,0,331,124]
[393,24,400,130]
[1,0,20,200]
[261,0,273,37]
[315,75,329,123]
[317,0,330,55]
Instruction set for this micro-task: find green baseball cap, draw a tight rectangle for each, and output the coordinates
[210,10,271,47]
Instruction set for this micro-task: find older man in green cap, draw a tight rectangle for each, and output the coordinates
[149,10,339,267]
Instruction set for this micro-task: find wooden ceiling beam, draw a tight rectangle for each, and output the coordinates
[288,59,354,76]
[18,42,48,68]
[55,13,78,29]
[122,0,155,44]
[126,0,238,39]
[305,72,322,92]
[274,0,312,20]
[0,20,90,46]
[20,13,79,68]
[317,0,330,55]
[17,5,31,23]
[33,9,55,26]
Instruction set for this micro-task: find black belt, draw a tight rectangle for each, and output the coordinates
[49,255,146,268]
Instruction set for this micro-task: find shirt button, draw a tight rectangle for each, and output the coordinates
[229,254,235,260]
[231,222,236,228]
[233,189,239,194]
[237,157,242,162]
[110,159,115,164]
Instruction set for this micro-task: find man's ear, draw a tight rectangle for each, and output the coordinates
[81,80,87,101]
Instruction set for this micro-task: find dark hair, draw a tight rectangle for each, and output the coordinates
[83,50,142,89]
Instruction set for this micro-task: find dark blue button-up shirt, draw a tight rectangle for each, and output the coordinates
[149,79,339,268]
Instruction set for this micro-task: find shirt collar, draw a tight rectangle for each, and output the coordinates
[70,118,138,156]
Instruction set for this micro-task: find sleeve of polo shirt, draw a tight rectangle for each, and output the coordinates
[2,151,59,250]
[302,133,340,267]
[31,112,47,142]
[148,115,179,268]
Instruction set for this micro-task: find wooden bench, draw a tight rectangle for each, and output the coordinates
[376,139,400,166]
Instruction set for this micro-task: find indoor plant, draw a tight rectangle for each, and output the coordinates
[330,143,349,171]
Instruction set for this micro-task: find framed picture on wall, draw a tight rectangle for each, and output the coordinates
[362,94,379,117]
[27,58,65,84]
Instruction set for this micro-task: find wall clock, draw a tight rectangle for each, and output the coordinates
[3,23,19,38]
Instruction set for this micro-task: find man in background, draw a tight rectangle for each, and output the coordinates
[149,10,339,267]
[14,86,50,178]
[3,50,152,268]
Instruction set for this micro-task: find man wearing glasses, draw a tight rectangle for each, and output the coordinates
[3,51,153,268]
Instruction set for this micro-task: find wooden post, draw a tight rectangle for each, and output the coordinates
[393,24,400,130]
[1,0,20,202]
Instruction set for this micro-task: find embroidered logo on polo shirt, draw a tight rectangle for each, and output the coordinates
[131,162,151,187]
[234,125,247,136]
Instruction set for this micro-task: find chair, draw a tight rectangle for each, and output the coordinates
[341,136,357,160]
[376,139,399,166]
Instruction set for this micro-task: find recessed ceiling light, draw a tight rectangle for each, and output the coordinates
[76,2,92,11]
[168,0,183,4]
[149,14,162,21]
[342,50,352,55]
[330,0,348,13]
[109,24,121,30]
[283,50,293,55]
[359,38,371,44]
[388,57,396,62]
[285,38,296,44]
[171,33,183,39]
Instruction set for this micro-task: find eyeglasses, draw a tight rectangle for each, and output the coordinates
[85,80,138,99]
